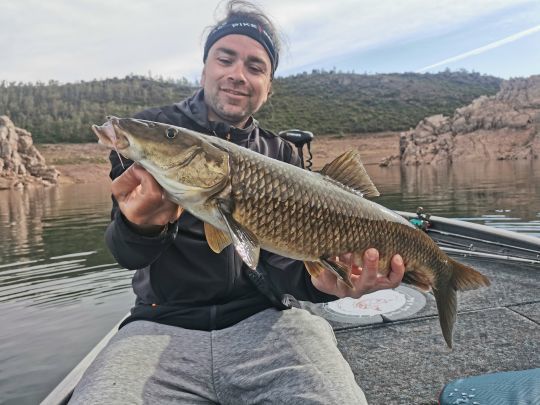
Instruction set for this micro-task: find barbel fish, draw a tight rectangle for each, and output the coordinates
[93,117,490,347]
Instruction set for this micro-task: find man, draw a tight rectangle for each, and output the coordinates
[70,1,405,404]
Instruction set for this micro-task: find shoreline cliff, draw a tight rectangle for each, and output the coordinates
[396,76,540,165]
[0,116,59,189]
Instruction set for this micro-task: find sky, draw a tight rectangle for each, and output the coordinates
[1,0,540,84]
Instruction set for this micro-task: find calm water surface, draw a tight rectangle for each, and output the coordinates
[1,159,539,404]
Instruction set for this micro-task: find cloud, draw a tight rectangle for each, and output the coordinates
[1,0,538,82]
[269,0,537,72]
[416,24,540,72]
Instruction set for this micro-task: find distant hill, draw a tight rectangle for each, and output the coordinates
[0,71,502,143]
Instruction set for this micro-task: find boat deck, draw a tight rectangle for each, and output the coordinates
[316,216,540,404]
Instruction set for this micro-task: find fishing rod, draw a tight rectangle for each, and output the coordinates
[440,246,540,265]
[428,228,540,259]
[403,208,540,262]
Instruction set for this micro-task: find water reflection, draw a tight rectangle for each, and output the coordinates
[0,159,539,404]
[0,183,135,405]
[368,160,540,237]
[0,184,134,308]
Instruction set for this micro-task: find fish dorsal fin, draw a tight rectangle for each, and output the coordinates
[216,206,260,270]
[204,222,232,253]
[320,150,380,198]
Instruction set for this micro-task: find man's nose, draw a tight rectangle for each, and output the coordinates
[227,61,246,83]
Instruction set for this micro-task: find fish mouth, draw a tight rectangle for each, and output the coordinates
[92,117,130,150]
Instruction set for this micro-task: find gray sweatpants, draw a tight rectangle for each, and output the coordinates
[70,307,367,404]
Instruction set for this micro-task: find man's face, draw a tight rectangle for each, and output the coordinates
[202,34,272,128]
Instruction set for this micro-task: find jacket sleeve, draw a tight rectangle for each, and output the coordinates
[104,109,178,270]
[259,136,338,303]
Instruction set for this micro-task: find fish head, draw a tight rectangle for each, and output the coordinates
[92,117,230,203]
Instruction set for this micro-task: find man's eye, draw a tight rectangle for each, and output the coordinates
[249,65,264,74]
[218,58,232,65]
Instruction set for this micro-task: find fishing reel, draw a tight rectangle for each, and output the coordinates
[278,129,314,171]
[410,206,432,231]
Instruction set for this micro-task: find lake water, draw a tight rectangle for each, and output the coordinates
[1,159,539,404]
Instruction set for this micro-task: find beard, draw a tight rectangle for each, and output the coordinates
[204,88,260,127]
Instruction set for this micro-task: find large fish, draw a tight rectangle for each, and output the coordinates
[93,117,490,347]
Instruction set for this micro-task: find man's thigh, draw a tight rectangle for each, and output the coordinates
[213,307,368,405]
[69,320,217,405]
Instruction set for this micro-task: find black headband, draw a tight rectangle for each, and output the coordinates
[203,20,279,78]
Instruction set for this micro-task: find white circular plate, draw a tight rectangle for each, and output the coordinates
[327,289,407,317]
[303,285,427,325]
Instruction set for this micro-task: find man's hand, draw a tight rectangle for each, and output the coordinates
[311,248,405,298]
[112,164,183,233]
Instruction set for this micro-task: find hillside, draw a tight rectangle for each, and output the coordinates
[0,71,502,143]
[259,70,501,134]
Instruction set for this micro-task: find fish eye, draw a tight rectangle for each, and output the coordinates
[166,128,178,139]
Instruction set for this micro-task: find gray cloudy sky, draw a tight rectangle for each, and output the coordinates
[2,0,540,83]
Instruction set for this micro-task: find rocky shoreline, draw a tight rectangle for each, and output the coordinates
[0,116,59,189]
[397,75,540,165]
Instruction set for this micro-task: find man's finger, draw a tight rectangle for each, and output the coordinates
[387,254,405,286]
[374,254,405,289]
[360,248,379,284]
[112,164,161,201]
[111,164,142,199]
[134,165,163,196]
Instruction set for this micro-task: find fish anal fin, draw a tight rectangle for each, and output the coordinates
[402,269,434,292]
[322,258,354,288]
[304,261,325,279]
[204,222,231,253]
[319,150,380,198]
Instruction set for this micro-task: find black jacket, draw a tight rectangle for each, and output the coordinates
[106,89,337,330]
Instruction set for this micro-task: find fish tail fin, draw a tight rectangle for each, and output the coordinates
[433,282,457,349]
[449,257,491,291]
[434,258,491,348]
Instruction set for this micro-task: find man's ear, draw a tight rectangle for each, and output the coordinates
[201,66,206,87]
[267,81,273,98]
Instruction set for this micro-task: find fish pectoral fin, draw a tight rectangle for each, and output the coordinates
[304,261,326,278]
[319,150,380,198]
[204,223,232,253]
[217,207,260,270]
[321,258,354,288]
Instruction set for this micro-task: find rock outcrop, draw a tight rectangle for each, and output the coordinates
[396,76,540,165]
[0,116,59,189]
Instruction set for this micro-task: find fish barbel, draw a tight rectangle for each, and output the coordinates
[93,117,490,347]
